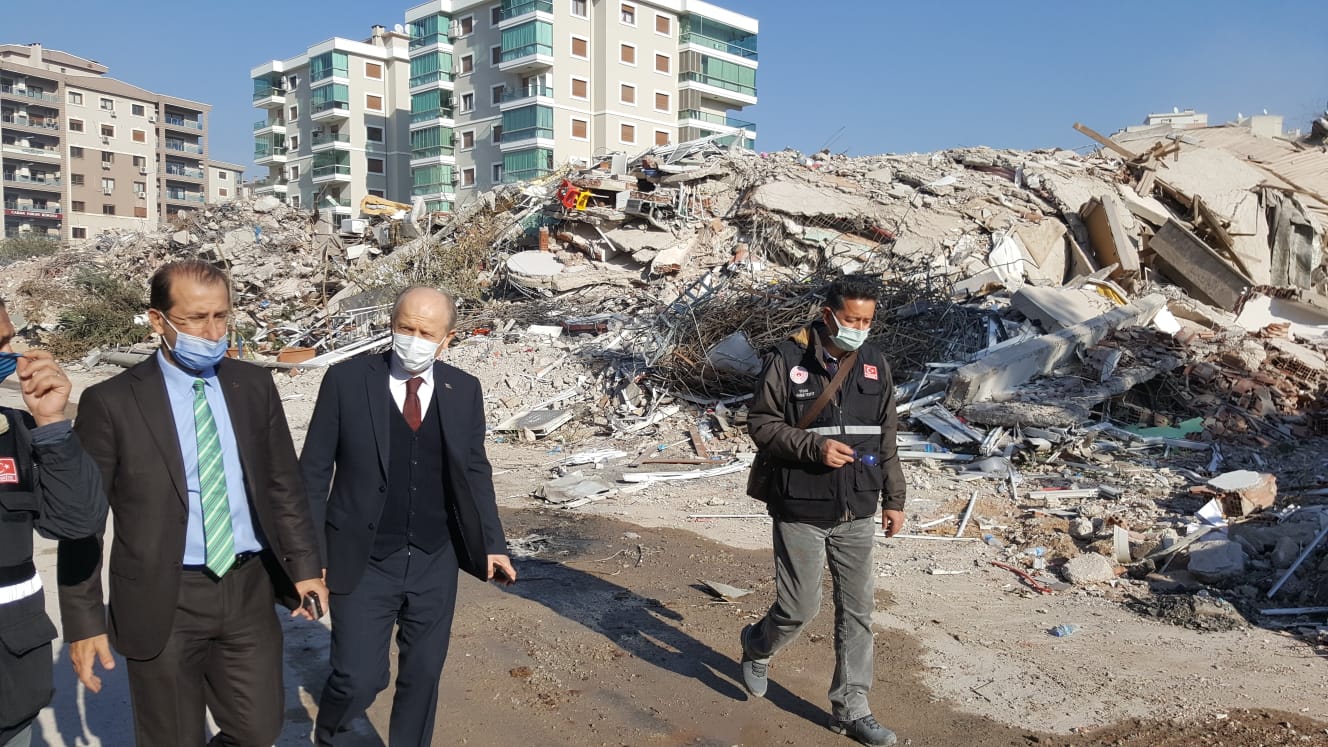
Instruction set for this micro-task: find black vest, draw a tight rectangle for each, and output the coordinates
[0,409,38,580]
[766,341,887,523]
[371,394,451,558]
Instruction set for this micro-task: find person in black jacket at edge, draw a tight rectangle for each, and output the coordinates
[740,274,906,747]
[0,298,106,747]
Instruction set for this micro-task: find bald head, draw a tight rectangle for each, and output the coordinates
[391,286,457,343]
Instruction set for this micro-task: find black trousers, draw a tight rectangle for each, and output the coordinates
[124,556,283,747]
[316,543,459,747]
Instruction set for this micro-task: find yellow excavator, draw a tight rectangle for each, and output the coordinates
[359,194,413,217]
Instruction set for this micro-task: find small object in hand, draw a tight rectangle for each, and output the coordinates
[302,592,324,620]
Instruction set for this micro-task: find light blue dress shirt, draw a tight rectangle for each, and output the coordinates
[156,350,262,564]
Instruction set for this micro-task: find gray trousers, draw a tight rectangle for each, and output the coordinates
[747,516,877,721]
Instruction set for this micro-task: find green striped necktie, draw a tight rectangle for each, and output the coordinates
[193,379,235,577]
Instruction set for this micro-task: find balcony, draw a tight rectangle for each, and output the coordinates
[0,85,60,104]
[499,84,553,111]
[499,0,553,25]
[499,43,554,73]
[411,183,456,199]
[409,32,452,51]
[409,108,455,130]
[499,126,553,151]
[253,84,286,108]
[252,175,288,194]
[163,114,204,131]
[311,131,351,152]
[1,143,61,161]
[3,204,62,222]
[2,172,62,190]
[165,140,205,155]
[678,72,757,106]
[678,109,756,138]
[311,164,351,183]
[253,118,287,136]
[165,191,206,204]
[1,115,59,132]
[680,32,758,61]
[254,145,288,165]
[409,70,456,93]
[501,168,552,184]
[410,146,456,168]
[164,163,206,180]
[311,100,350,123]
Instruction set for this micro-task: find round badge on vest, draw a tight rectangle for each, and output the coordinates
[789,365,809,384]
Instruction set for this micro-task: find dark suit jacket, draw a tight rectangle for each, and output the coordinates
[57,355,322,660]
[300,352,507,594]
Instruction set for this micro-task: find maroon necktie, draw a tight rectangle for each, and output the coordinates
[404,377,423,431]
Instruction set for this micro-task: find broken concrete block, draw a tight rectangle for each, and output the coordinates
[1069,518,1095,540]
[1011,286,1118,332]
[1081,195,1141,278]
[1185,539,1248,586]
[1014,220,1068,284]
[1115,183,1171,226]
[1061,552,1116,585]
[1149,219,1251,311]
[1207,470,1277,517]
[253,195,282,213]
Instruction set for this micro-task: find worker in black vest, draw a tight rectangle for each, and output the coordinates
[740,274,906,747]
[0,299,105,747]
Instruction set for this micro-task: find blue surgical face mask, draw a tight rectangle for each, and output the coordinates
[0,352,20,385]
[161,317,229,372]
[829,314,870,352]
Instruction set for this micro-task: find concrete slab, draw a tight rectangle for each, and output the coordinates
[1014,220,1068,285]
[1161,146,1265,235]
[1234,292,1328,340]
[1116,184,1171,226]
[747,180,886,222]
[1081,195,1141,277]
[1149,220,1251,311]
[1011,286,1119,332]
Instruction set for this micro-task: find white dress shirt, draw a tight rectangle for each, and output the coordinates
[388,354,436,414]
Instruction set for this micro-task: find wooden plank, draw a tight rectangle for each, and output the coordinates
[1073,122,1138,160]
[688,424,710,459]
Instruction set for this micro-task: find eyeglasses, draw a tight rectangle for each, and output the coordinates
[157,311,231,333]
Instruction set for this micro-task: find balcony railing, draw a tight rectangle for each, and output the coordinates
[0,85,60,103]
[313,100,350,115]
[501,126,553,144]
[412,183,454,196]
[500,0,553,19]
[1,116,59,130]
[678,110,755,130]
[253,118,286,130]
[164,115,203,130]
[679,72,756,97]
[165,192,205,203]
[253,175,287,188]
[311,164,351,178]
[501,85,553,102]
[3,201,62,214]
[501,167,552,184]
[410,108,454,124]
[1,144,61,158]
[311,131,350,147]
[680,32,758,60]
[409,71,456,88]
[2,173,62,187]
[166,141,205,154]
[411,145,455,160]
[164,164,206,179]
[310,67,349,83]
[409,32,448,50]
[500,43,552,63]
[254,146,288,159]
[252,85,286,101]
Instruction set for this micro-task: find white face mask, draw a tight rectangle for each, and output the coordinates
[393,333,441,373]
[829,314,870,351]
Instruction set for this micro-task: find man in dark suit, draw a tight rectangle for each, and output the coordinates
[302,286,514,746]
[58,260,328,747]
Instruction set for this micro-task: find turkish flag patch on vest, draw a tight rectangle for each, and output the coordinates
[862,364,879,380]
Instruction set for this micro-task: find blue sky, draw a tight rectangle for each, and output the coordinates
[10,0,1325,171]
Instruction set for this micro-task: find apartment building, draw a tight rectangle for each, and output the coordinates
[250,27,413,217]
[254,0,755,215]
[0,42,214,241]
[207,160,246,204]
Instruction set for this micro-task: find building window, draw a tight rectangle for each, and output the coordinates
[101,152,114,165]
[620,2,635,24]
[71,174,85,186]
[365,62,383,80]
[491,45,502,66]
[369,189,385,198]
[287,74,300,89]
[490,5,502,25]
[655,53,670,73]
[219,187,229,197]
[461,130,475,150]
[491,85,505,106]
[366,94,384,111]
[289,105,299,121]
[289,165,300,179]
[460,167,475,187]
[290,195,300,208]
[655,129,670,146]
[571,36,588,59]
[101,124,115,138]
[101,178,114,192]
[460,92,474,112]
[620,123,635,143]
[71,146,83,158]
[132,103,145,116]
[102,204,116,215]
[620,43,636,65]
[367,126,384,142]
[570,77,589,100]
[367,158,384,174]
[132,129,146,143]
[217,171,228,180]
[100,98,114,111]
[571,0,587,17]
[69,119,84,132]
[459,16,474,34]
[72,201,85,212]
[134,206,148,218]
[133,155,146,167]
[289,135,299,150]
[133,181,146,195]
[68,91,83,105]
[460,55,474,74]
[492,163,503,182]
[620,83,636,105]
[655,14,671,35]
[492,125,503,143]
[72,227,87,239]
[654,91,669,112]
[571,118,588,140]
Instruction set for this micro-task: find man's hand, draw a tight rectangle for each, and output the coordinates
[17,349,71,427]
[70,634,115,693]
[821,439,855,468]
[881,509,906,538]
[292,576,330,621]
[487,555,516,586]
